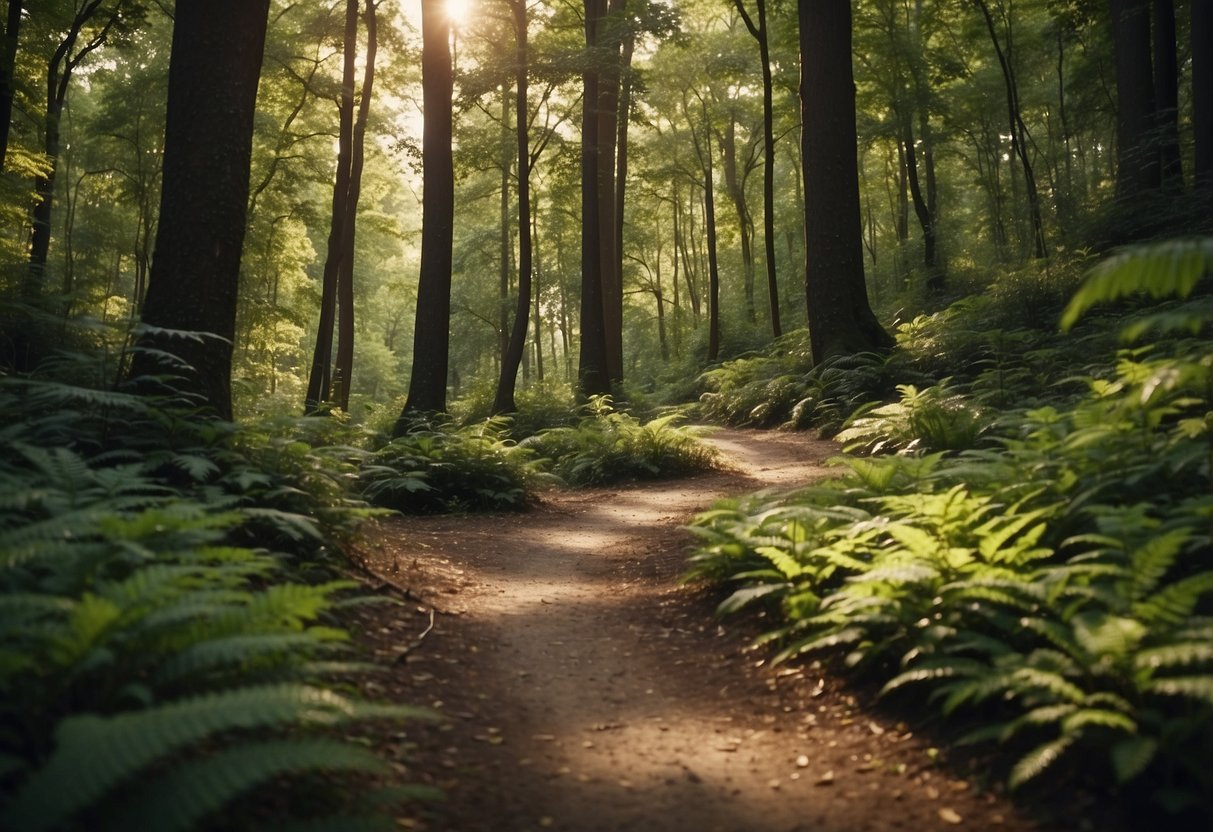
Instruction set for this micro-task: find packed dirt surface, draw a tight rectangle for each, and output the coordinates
[351,430,1093,832]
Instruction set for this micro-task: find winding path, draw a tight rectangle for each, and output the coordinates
[354,430,1056,832]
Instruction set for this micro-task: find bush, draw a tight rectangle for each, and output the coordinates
[522,397,719,486]
[360,416,543,513]
[0,376,434,831]
[686,239,1213,817]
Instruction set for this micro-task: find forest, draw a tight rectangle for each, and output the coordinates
[1,0,1211,829]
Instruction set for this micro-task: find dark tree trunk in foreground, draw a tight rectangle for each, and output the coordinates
[128,0,271,420]
[1195,0,1213,186]
[1153,0,1182,188]
[493,0,533,415]
[578,0,612,397]
[1110,0,1160,197]
[0,0,23,170]
[397,0,454,425]
[798,0,891,364]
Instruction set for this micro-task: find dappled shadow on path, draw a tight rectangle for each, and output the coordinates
[355,430,1054,832]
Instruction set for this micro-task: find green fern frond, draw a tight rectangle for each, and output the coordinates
[105,739,388,832]
[155,633,349,684]
[5,685,427,830]
[1134,572,1213,626]
[1060,708,1137,735]
[1135,642,1213,671]
[1009,735,1076,790]
[1111,735,1159,783]
[1148,675,1213,704]
[1061,237,1213,331]
[715,583,787,616]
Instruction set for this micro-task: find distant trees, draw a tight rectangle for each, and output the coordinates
[127,0,271,419]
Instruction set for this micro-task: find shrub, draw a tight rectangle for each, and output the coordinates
[0,377,434,831]
[523,397,719,486]
[686,239,1213,817]
[360,416,543,513]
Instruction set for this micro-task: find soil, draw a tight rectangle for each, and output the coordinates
[348,429,1104,832]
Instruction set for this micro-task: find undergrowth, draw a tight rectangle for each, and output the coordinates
[360,416,545,513]
[0,366,435,831]
[522,396,720,486]
[686,238,1213,820]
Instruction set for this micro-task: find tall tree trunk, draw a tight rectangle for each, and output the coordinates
[597,0,625,384]
[973,0,1046,258]
[27,0,113,299]
[494,0,533,415]
[1194,0,1213,186]
[900,110,937,280]
[578,0,611,397]
[702,104,721,362]
[532,197,544,383]
[0,0,23,170]
[1109,0,1159,197]
[333,0,379,411]
[397,0,454,423]
[305,0,358,413]
[720,114,756,323]
[498,85,511,363]
[1153,0,1182,188]
[734,0,780,336]
[799,0,891,364]
[128,0,271,420]
[614,24,634,316]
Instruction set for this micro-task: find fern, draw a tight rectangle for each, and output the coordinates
[105,739,388,832]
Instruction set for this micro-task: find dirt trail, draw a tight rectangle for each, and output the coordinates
[353,430,1065,832]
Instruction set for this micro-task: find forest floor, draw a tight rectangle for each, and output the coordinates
[349,430,1109,832]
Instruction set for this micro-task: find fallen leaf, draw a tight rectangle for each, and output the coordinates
[939,807,963,825]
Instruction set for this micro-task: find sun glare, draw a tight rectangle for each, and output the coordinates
[445,0,472,26]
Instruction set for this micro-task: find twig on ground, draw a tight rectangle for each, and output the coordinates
[393,607,436,665]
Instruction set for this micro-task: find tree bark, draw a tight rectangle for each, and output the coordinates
[128,0,271,419]
[0,0,23,171]
[27,0,113,299]
[1152,0,1182,188]
[733,0,781,337]
[578,0,611,397]
[334,0,379,411]
[494,0,533,415]
[1195,0,1213,186]
[973,0,1046,258]
[397,0,454,423]
[1109,0,1159,197]
[799,0,891,364]
[305,0,358,413]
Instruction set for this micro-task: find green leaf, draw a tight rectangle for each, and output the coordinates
[1111,736,1158,783]
[1009,736,1075,790]
[107,739,388,832]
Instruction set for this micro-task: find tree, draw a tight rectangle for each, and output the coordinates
[1196,0,1213,186]
[396,0,454,423]
[305,0,358,414]
[579,0,613,397]
[493,0,534,415]
[1110,0,1159,198]
[799,0,891,364]
[733,0,782,336]
[127,0,271,419]
[0,0,23,170]
[304,0,379,414]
